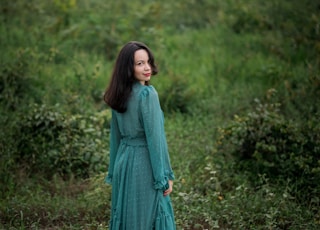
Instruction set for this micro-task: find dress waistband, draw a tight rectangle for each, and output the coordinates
[120,137,147,146]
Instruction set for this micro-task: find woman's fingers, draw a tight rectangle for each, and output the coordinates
[163,180,173,196]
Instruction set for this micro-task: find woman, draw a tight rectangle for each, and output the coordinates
[104,41,176,230]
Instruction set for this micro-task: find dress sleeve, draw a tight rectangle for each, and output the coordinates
[140,86,175,191]
[106,109,121,184]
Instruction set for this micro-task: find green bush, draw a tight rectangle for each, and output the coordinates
[158,75,195,114]
[17,103,111,179]
[0,51,34,110]
[217,98,320,203]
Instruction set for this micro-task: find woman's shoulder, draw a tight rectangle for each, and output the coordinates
[137,84,158,98]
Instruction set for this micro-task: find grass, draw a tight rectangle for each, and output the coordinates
[1,0,319,229]
[1,174,110,229]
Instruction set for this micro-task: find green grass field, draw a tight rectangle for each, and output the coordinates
[1,0,319,229]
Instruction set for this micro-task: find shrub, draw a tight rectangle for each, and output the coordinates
[17,103,111,179]
[217,98,320,203]
[158,75,195,114]
[0,51,33,110]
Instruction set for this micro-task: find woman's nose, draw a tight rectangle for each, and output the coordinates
[145,63,151,70]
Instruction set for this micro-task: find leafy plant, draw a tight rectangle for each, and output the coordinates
[0,50,33,110]
[17,103,111,179]
[158,75,195,114]
[217,97,320,204]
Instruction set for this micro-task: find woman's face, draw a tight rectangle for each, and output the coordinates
[134,49,151,85]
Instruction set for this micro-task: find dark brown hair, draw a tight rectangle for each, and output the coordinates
[104,41,158,113]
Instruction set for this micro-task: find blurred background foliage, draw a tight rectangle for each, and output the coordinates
[0,0,319,229]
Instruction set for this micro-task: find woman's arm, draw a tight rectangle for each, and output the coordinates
[140,86,175,191]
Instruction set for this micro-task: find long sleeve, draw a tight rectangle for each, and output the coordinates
[160,111,175,181]
[106,109,121,184]
[140,86,175,191]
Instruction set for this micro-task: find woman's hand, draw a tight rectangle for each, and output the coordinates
[163,180,173,196]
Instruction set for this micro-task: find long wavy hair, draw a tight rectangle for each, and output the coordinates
[103,41,158,113]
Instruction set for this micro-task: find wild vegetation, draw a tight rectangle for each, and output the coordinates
[1,0,319,229]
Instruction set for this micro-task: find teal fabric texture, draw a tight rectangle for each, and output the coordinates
[106,81,176,230]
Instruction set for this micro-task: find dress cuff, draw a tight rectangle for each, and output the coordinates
[153,176,169,191]
[166,171,175,180]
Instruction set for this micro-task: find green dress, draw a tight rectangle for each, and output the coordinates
[106,81,176,230]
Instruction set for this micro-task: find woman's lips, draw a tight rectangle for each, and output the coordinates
[143,73,151,77]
